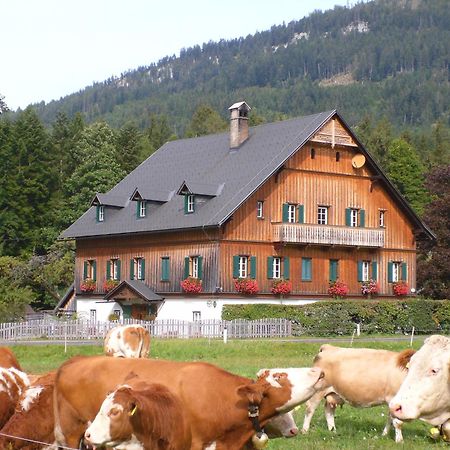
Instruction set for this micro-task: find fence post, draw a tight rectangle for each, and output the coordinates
[410,326,415,347]
[223,326,228,344]
[356,323,361,337]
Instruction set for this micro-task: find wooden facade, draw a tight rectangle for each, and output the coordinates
[73,115,426,312]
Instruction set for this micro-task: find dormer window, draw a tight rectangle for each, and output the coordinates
[96,205,104,222]
[185,194,195,214]
[137,200,147,218]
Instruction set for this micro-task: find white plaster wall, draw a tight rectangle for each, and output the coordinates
[76,298,122,322]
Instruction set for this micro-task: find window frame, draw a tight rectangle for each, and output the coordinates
[191,256,199,278]
[193,311,201,321]
[238,256,248,279]
[272,257,281,279]
[301,257,312,282]
[362,260,370,282]
[256,201,264,219]
[133,257,145,281]
[350,208,358,227]
[138,200,147,218]
[86,260,96,280]
[317,206,328,225]
[110,259,119,281]
[392,261,401,283]
[287,204,296,223]
[97,205,104,222]
[379,210,386,228]
[187,194,195,213]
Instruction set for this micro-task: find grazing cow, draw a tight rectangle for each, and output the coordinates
[390,335,450,427]
[0,346,21,370]
[54,355,324,450]
[301,344,415,443]
[264,410,298,439]
[0,371,56,450]
[84,382,191,450]
[104,324,150,358]
[0,367,30,429]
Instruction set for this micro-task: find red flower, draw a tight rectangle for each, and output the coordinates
[393,281,409,297]
[80,279,96,293]
[181,277,203,294]
[103,279,119,292]
[234,278,259,295]
[328,280,349,299]
[361,279,379,296]
[271,279,292,296]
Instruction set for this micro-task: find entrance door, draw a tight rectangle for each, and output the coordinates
[131,304,148,320]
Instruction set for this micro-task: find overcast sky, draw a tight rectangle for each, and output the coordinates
[2,0,351,110]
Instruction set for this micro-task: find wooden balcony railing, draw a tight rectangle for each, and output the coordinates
[273,223,385,248]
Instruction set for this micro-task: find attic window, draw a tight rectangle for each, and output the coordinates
[336,151,340,162]
[184,194,195,214]
[310,148,315,159]
[96,205,104,222]
[137,200,147,218]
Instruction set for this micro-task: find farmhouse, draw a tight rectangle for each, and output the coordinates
[59,102,433,321]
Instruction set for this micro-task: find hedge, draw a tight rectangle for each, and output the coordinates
[221,299,450,336]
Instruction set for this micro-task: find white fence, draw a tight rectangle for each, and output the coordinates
[0,318,292,341]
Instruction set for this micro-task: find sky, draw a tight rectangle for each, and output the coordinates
[2,0,351,110]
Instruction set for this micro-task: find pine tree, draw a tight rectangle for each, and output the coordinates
[185,105,227,137]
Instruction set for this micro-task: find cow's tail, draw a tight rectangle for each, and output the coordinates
[396,348,415,370]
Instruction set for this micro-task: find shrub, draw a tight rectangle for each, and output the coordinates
[271,279,292,296]
[80,279,96,293]
[328,280,349,299]
[181,277,202,294]
[393,281,409,297]
[234,278,259,295]
[108,313,120,321]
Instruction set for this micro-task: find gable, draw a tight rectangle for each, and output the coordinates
[310,117,358,148]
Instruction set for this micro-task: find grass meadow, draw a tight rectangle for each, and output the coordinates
[10,337,444,449]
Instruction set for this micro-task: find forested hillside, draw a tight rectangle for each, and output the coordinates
[31,0,450,135]
[0,0,449,317]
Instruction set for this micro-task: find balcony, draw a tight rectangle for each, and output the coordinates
[273,223,385,248]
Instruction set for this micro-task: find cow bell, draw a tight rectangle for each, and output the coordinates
[251,432,269,449]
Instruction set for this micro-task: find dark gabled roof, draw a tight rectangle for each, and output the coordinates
[130,187,175,203]
[61,109,434,241]
[53,282,75,312]
[104,280,164,302]
[91,193,127,208]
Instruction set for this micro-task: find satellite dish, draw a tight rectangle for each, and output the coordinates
[352,154,366,169]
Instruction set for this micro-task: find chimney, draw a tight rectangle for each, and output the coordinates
[229,101,251,148]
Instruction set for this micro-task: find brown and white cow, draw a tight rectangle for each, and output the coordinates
[0,371,56,450]
[0,366,30,429]
[54,355,324,450]
[0,346,21,370]
[263,410,298,439]
[104,324,150,358]
[84,381,191,450]
[301,344,415,443]
[390,335,450,427]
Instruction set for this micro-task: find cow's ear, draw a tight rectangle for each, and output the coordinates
[397,349,415,370]
[237,383,267,405]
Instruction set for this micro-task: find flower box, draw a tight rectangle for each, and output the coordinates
[361,279,379,297]
[328,280,349,299]
[103,279,119,293]
[181,277,203,294]
[271,279,292,296]
[393,281,409,297]
[234,278,259,295]
[80,279,96,293]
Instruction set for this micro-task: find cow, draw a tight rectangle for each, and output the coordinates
[301,344,415,443]
[0,367,30,429]
[0,346,21,370]
[104,324,150,358]
[0,371,56,450]
[54,355,324,450]
[84,381,191,450]
[263,410,298,439]
[390,335,450,428]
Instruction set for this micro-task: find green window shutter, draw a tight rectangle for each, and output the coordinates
[388,262,393,283]
[161,257,170,281]
[401,262,407,281]
[130,259,135,280]
[122,305,131,319]
[83,261,88,280]
[92,261,97,281]
[371,261,378,280]
[267,256,274,279]
[106,260,111,280]
[117,260,121,280]
[250,256,257,279]
[232,256,240,278]
[329,260,338,282]
[96,206,99,222]
[282,203,289,223]
[359,209,366,228]
[140,259,146,280]
[357,260,363,282]
[302,258,312,281]
[136,201,140,218]
[345,208,352,226]
[184,195,189,214]
[283,257,290,280]
[297,204,305,223]
[184,257,190,279]
[197,256,203,279]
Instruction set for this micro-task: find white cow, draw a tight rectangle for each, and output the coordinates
[104,324,150,358]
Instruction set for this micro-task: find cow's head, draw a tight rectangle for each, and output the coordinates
[390,335,450,425]
[264,411,299,438]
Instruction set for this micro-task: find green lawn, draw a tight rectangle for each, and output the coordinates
[10,337,443,449]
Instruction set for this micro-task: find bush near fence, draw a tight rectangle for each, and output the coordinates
[222,299,450,336]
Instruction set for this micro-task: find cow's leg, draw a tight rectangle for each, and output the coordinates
[381,414,391,437]
[392,417,404,443]
[301,390,324,433]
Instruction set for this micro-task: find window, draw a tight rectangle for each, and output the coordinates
[131,257,145,280]
[388,261,407,283]
[318,206,328,225]
[161,257,170,282]
[113,309,121,320]
[193,311,201,321]
[301,258,312,281]
[184,256,203,279]
[287,204,296,223]
[392,262,401,283]
[273,257,281,279]
[267,256,289,279]
[310,148,315,159]
[379,210,385,228]
[96,205,104,222]
[238,256,248,278]
[350,209,358,227]
[362,261,370,282]
[329,259,339,282]
[107,259,121,280]
[185,194,195,214]
[336,151,340,162]
[346,208,365,227]
[137,200,147,218]
[233,255,256,279]
[257,201,264,219]
[84,259,97,280]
